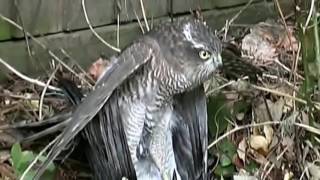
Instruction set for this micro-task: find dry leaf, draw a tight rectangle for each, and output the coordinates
[234,175,257,180]
[283,170,293,180]
[249,148,268,165]
[264,125,274,145]
[250,135,269,153]
[254,98,284,122]
[307,162,320,180]
[238,138,247,162]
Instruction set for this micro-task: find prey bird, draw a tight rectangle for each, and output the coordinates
[35,17,223,180]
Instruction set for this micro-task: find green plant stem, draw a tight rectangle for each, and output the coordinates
[313,5,320,88]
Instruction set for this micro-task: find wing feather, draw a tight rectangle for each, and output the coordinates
[34,37,160,179]
[172,86,208,180]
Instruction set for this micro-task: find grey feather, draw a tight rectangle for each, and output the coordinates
[34,37,159,179]
[172,86,208,180]
[36,17,222,180]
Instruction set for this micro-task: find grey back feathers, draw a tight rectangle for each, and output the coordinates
[35,17,222,180]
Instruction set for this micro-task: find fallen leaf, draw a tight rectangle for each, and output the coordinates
[307,162,320,180]
[264,125,274,145]
[254,98,284,122]
[238,138,247,162]
[249,135,269,153]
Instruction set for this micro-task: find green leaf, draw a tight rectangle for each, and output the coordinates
[10,144,56,180]
[218,139,237,158]
[19,151,35,172]
[214,164,235,177]
[220,154,232,167]
[11,143,22,169]
[245,161,258,174]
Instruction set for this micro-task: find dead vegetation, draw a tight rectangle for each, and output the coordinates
[0,0,319,180]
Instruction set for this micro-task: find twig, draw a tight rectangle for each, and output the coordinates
[0,112,72,130]
[0,58,61,91]
[116,1,121,48]
[273,0,296,82]
[302,0,315,33]
[251,84,320,109]
[0,13,89,85]
[81,0,121,52]
[14,0,33,59]
[23,118,71,143]
[293,42,301,111]
[39,65,60,121]
[59,49,94,86]
[134,10,145,34]
[274,59,304,80]
[262,145,290,180]
[218,0,254,35]
[208,121,282,149]
[262,74,299,91]
[208,121,320,149]
[206,80,236,96]
[20,135,60,180]
[295,122,320,135]
[139,0,149,32]
[117,13,120,48]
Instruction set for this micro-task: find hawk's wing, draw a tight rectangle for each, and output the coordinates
[34,37,160,179]
[172,86,208,180]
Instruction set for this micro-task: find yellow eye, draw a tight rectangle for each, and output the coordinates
[199,50,211,60]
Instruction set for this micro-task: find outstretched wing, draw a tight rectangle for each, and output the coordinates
[172,86,208,180]
[34,37,160,179]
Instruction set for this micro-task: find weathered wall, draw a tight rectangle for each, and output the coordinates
[0,0,294,81]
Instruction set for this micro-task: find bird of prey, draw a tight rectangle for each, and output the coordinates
[35,17,222,180]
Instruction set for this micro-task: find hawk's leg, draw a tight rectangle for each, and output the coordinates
[136,123,152,159]
[148,105,181,180]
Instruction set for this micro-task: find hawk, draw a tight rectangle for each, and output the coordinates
[35,17,222,180]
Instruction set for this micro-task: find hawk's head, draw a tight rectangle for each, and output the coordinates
[149,17,222,91]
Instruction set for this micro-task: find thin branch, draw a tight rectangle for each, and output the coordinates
[117,13,120,48]
[0,58,61,91]
[81,0,121,52]
[23,118,71,143]
[208,121,282,149]
[251,84,320,109]
[139,0,150,32]
[59,49,94,86]
[208,120,320,149]
[0,13,89,85]
[218,0,254,35]
[39,65,60,121]
[274,59,304,80]
[302,0,315,33]
[273,0,296,82]
[134,10,145,34]
[0,112,71,130]
[20,135,60,180]
[14,0,33,58]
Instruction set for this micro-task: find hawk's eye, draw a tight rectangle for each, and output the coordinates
[198,50,211,60]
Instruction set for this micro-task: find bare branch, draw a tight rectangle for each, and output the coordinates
[0,58,61,91]
[81,0,121,52]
